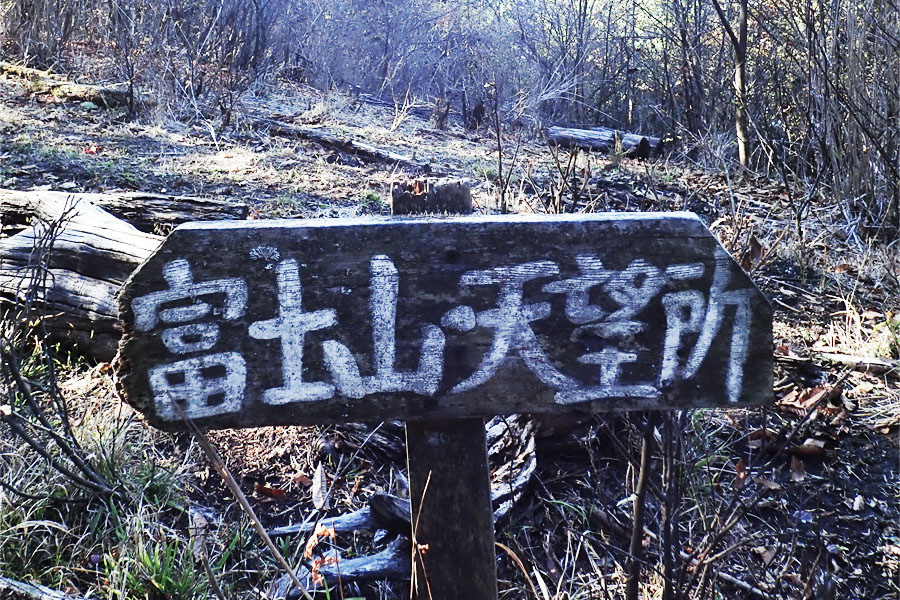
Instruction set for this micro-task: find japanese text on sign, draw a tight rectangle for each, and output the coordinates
[132,247,753,421]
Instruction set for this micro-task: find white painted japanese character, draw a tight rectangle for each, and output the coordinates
[542,254,611,324]
[249,259,337,404]
[149,352,246,420]
[555,348,660,404]
[659,248,752,403]
[448,261,577,393]
[131,258,247,355]
[322,255,445,398]
[544,256,669,403]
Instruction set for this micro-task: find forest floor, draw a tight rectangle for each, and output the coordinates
[1,72,899,600]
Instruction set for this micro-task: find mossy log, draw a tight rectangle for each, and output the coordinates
[0,61,136,107]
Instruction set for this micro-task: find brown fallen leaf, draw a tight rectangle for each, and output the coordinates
[748,427,778,449]
[753,477,782,491]
[752,545,777,565]
[779,386,828,410]
[786,438,827,457]
[832,263,855,274]
[733,458,747,490]
[293,472,313,487]
[254,482,287,499]
[790,456,806,482]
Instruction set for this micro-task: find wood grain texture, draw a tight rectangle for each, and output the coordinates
[0,196,162,360]
[407,418,497,600]
[0,188,248,235]
[116,212,773,429]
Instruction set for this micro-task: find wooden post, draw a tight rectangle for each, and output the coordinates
[407,418,497,599]
[399,186,497,600]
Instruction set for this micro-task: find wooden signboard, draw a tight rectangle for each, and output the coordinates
[117,213,771,428]
[116,212,772,599]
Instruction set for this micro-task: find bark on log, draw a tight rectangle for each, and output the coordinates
[0,189,249,236]
[0,575,88,600]
[0,61,136,108]
[0,195,163,360]
[316,537,410,584]
[390,178,472,215]
[816,352,900,378]
[546,126,663,159]
[356,92,433,119]
[254,118,433,173]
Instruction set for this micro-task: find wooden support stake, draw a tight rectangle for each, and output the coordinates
[406,418,498,600]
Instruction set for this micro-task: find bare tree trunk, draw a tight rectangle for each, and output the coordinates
[712,0,751,167]
[734,0,750,167]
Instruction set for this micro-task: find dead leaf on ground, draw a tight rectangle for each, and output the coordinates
[753,477,783,491]
[293,472,313,487]
[786,438,827,457]
[778,386,831,415]
[831,263,855,274]
[254,482,287,499]
[752,545,777,565]
[312,462,329,510]
[733,458,748,490]
[748,427,778,449]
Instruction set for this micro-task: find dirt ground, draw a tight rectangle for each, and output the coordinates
[2,71,899,599]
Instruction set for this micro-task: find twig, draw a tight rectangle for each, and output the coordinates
[496,542,541,600]
[0,575,87,600]
[679,552,771,599]
[183,418,314,600]
[0,348,112,493]
[816,352,899,378]
[0,405,111,494]
[409,471,433,600]
[626,412,659,600]
[686,370,852,590]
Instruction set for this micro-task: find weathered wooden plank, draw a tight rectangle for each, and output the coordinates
[116,212,772,430]
[407,418,497,600]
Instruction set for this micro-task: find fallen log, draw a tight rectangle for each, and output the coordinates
[254,118,433,173]
[0,189,250,235]
[269,491,409,537]
[356,92,433,119]
[0,575,88,600]
[816,352,900,378]
[271,537,410,597]
[546,125,663,159]
[0,61,136,108]
[0,195,162,360]
[316,537,410,584]
[270,416,537,541]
